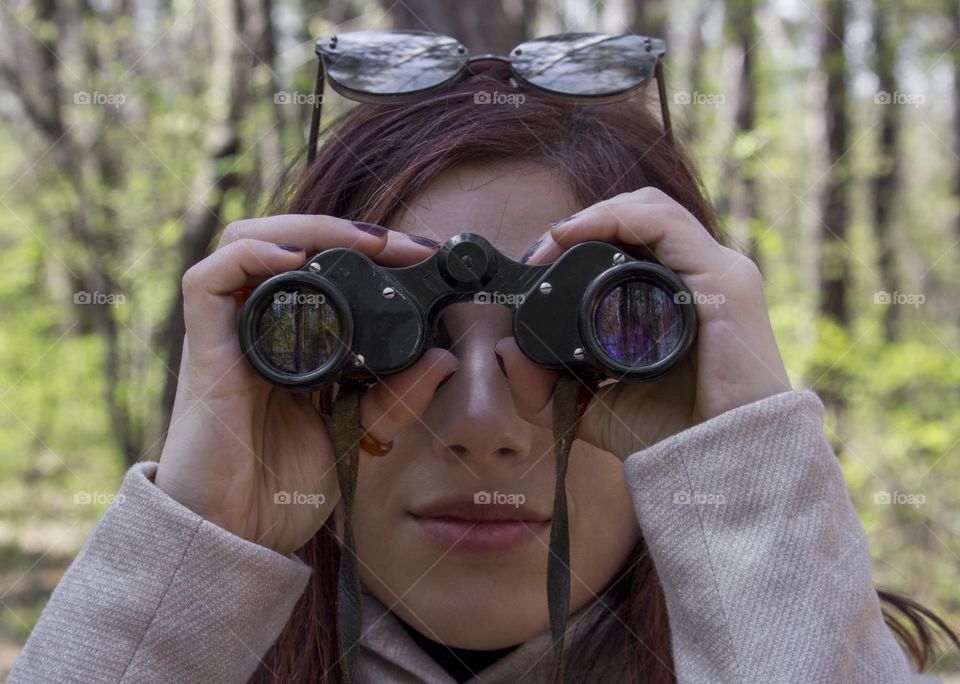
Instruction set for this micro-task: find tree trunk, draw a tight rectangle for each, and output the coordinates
[715,0,761,266]
[385,0,536,54]
[871,0,902,341]
[951,0,960,288]
[631,0,668,40]
[158,0,257,439]
[818,0,851,327]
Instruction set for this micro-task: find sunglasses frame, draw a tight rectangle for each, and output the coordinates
[305,30,674,163]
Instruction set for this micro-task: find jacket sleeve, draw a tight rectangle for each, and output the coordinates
[622,390,939,683]
[8,461,313,684]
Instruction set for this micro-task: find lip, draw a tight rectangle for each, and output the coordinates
[409,495,551,554]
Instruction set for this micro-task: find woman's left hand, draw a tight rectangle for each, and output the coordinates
[495,187,792,461]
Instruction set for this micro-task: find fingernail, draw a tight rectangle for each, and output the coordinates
[493,351,508,379]
[276,243,305,252]
[519,238,544,264]
[436,366,458,390]
[550,215,577,228]
[352,221,388,237]
[407,234,442,249]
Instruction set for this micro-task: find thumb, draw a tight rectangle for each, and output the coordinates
[495,337,609,451]
[358,347,460,449]
[493,337,559,431]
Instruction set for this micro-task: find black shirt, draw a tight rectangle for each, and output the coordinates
[397,617,521,682]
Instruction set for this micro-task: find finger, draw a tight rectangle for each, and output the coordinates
[493,337,557,430]
[496,337,619,451]
[218,215,386,255]
[217,214,441,266]
[358,347,460,452]
[182,239,307,356]
[517,229,564,266]
[549,187,733,276]
[375,231,443,267]
[520,229,657,267]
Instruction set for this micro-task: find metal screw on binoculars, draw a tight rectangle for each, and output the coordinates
[237,233,697,390]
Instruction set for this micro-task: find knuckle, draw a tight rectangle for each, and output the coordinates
[651,202,687,225]
[634,186,668,202]
[727,253,763,289]
[230,237,260,255]
[181,264,203,296]
[222,219,251,244]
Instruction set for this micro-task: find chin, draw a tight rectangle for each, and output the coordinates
[362,561,551,649]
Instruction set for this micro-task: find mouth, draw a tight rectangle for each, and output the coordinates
[408,495,551,554]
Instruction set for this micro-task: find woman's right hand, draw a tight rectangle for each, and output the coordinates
[155,215,459,555]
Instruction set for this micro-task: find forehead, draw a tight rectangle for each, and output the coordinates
[387,161,581,259]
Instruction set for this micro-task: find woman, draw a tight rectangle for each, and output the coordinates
[10,60,956,683]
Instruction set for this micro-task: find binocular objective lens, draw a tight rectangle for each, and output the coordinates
[254,285,342,374]
[592,280,684,367]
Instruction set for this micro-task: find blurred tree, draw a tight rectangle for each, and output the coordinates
[951,0,960,254]
[819,0,852,327]
[870,0,903,341]
[630,0,667,39]
[159,0,277,435]
[383,0,537,52]
[1,0,142,464]
[718,0,761,267]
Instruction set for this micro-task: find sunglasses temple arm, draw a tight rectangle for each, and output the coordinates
[307,58,326,165]
[654,61,675,147]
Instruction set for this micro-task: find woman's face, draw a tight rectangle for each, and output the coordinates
[352,161,640,649]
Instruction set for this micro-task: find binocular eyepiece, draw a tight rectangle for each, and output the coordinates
[237,233,696,389]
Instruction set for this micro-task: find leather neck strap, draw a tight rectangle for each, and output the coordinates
[329,375,585,683]
[329,382,364,681]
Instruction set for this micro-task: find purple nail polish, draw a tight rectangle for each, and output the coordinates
[352,221,388,237]
[519,238,544,264]
[408,234,442,249]
[276,243,305,252]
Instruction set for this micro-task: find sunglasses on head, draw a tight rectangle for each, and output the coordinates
[306,29,674,163]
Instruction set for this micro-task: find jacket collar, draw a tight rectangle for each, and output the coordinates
[358,587,609,682]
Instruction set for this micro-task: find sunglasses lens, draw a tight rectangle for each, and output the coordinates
[320,30,467,95]
[512,34,660,97]
[592,279,683,367]
[254,285,343,375]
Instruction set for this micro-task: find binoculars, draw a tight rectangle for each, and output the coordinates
[237,233,696,389]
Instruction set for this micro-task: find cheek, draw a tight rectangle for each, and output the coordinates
[566,443,641,605]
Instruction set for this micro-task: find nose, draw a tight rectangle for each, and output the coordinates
[423,304,533,465]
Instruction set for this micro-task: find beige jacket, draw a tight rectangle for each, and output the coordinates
[9,391,938,682]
